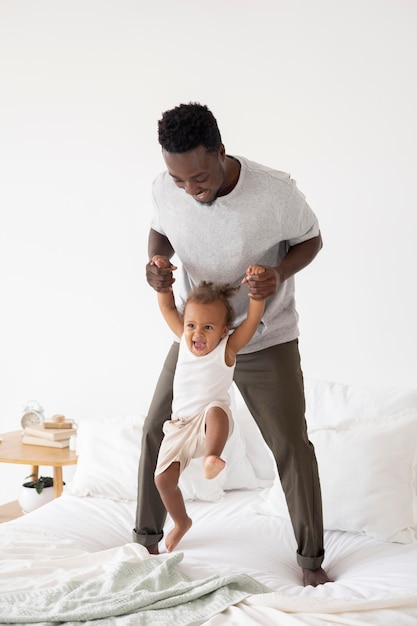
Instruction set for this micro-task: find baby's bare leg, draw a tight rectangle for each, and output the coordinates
[154,462,192,552]
[203,406,229,479]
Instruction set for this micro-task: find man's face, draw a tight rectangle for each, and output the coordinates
[163,145,226,205]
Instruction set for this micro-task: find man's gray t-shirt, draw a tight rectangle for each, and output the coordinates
[151,155,320,354]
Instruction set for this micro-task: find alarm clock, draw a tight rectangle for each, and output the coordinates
[20,401,45,428]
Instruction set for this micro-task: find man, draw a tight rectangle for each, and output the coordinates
[133,102,329,587]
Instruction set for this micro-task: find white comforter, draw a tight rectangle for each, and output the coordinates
[2,524,417,626]
[4,493,417,625]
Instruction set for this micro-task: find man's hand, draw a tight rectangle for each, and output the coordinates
[243,266,280,300]
[242,234,323,300]
[146,256,177,292]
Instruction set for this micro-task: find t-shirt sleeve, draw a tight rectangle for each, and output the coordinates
[150,177,166,235]
[285,181,320,245]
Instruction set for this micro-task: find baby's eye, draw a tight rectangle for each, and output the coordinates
[204,325,213,331]
[187,323,195,329]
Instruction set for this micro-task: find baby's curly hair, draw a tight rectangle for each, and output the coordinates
[184,281,239,328]
[158,103,222,154]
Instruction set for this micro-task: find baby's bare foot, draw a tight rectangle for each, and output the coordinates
[165,517,192,552]
[203,455,226,479]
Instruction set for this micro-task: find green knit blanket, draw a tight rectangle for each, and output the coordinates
[0,551,268,625]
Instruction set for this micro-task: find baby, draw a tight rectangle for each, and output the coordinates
[151,255,266,551]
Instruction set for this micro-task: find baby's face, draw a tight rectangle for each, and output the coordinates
[183,301,228,357]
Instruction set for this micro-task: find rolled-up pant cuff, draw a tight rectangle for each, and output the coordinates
[296,550,325,570]
[132,527,164,547]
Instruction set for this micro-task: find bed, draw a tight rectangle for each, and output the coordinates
[2,378,417,625]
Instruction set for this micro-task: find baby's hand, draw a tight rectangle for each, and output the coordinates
[246,264,266,277]
[241,264,266,284]
[151,255,171,269]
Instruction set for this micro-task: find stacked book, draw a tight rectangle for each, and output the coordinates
[22,422,77,448]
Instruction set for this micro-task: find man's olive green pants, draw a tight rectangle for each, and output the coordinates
[133,339,324,570]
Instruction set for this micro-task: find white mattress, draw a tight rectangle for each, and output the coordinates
[6,489,417,624]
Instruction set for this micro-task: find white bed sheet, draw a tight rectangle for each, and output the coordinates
[7,489,417,624]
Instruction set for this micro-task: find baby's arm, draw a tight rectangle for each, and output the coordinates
[227,265,266,357]
[151,255,183,339]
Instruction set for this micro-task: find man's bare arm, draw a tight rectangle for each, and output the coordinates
[247,233,323,300]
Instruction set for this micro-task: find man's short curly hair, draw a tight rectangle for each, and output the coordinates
[158,103,222,154]
[183,281,239,328]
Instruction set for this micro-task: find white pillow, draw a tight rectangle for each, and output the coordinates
[304,378,417,428]
[231,379,417,482]
[68,415,144,501]
[252,408,417,544]
[68,408,261,503]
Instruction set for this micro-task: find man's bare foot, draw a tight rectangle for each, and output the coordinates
[203,455,226,479]
[165,517,192,552]
[303,566,331,587]
[146,543,159,555]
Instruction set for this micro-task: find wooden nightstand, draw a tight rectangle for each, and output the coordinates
[0,430,78,521]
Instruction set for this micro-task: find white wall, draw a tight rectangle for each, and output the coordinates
[1,0,416,503]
